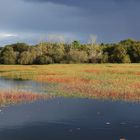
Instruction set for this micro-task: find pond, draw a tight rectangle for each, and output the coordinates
[0,78,140,140]
[0,78,49,93]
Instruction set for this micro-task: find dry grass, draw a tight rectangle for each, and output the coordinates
[0,64,140,101]
[0,90,52,106]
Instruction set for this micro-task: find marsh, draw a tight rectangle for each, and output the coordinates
[0,76,140,140]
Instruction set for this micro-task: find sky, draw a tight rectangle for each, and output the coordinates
[0,0,140,46]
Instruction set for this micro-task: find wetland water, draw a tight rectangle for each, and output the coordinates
[0,78,140,140]
[0,78,49,93]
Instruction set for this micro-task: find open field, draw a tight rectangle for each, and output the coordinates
[0,64,140,102]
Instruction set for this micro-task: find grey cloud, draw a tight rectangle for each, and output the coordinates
[0,0,140,46]
[23,0,140,9]
[22,0,140,18]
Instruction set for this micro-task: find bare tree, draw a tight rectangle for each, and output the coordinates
[47,34,65,44]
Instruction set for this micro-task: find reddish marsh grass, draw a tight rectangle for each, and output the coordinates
[136,72,140,75]
[61,82,140,101]
[0,91,52,106]
[130,83,140,89]
[36,76,91,84]
[0,64,140,101]
[84,69,102,74]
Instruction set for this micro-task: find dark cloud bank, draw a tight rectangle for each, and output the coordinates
[0,0,139,45]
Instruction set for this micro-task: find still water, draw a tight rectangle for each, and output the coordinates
[0,78,140,140]
[0,78,49,93]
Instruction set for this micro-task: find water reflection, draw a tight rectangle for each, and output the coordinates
[0,78,49,93]
[0,97,140,140]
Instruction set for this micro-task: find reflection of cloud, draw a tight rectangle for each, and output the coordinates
[0,33,18,39]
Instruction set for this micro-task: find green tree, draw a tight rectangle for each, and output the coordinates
[11,43,30,53]
[86,44,102,63]
[35,55,53,64]
[71,40,81,49]
[127,43,140,63]
[122,55,131,63]
[18,51,33,65]
[47,43,65,63]
[67,49,88,63]
[101,52,109,63]
[110,45,128,63]
[0,47,17,64]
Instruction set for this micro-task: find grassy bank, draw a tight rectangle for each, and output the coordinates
[0,64,140,102]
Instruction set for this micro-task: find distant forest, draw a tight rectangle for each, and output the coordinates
[0,38,140,64]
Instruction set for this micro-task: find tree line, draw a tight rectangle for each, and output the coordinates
[0,38,140,64]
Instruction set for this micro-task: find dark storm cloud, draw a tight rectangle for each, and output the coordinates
[0,0,140,46]
[24,0,140,18]
[22,0,131,12]
[24,0,139,5]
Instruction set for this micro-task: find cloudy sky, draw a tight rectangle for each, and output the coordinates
[0,0,139,46]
